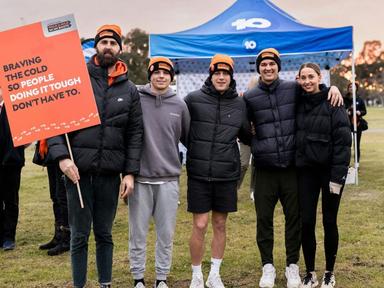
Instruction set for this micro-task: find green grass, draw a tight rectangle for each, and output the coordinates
[1,108,383,287]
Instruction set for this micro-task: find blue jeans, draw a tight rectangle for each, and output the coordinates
[65,173,120,287]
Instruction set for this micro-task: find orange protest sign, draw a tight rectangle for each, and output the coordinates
[0,14,100,146]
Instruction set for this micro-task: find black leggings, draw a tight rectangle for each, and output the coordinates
[356,130,362,162]
[298,167,343,272]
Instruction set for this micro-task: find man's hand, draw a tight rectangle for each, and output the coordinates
[328,86,344,107]
[120,174,135,199]
[59,159,80,184]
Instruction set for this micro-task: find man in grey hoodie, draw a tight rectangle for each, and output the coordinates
[127,57,190,288]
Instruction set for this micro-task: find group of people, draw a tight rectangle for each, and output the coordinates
[0,23,359,288]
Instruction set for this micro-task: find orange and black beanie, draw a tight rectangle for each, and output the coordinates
[94,24,122,50]
[256,48,281,73]
[148,57,175,81]
[209,54,234,78]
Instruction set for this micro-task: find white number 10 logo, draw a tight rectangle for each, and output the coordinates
[232,18,271,30]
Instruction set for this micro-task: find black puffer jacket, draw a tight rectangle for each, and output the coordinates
[185,77,251,181]
[296,86,351,184]
[0,106,25,167]
[344,94,367,132]
[244,78,298,168]
[48,59,143,175]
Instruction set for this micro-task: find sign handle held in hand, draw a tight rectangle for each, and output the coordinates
[65,133,84,209]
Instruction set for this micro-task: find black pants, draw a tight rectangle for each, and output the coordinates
[298,167,342,272]
[0,165,22,243]
[47,164,68,228]
[254,167,301,266]
[356,130,362,162]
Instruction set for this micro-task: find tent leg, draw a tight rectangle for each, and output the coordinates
[351,50,359,185]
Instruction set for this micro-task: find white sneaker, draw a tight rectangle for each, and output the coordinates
[302,272,319,288]
[285,264,301,288]
[259,263,276,288]
[155,281,168,288]
[189,273,204,288]
[320,272,336,288]
[206,273,225,288]
[134,283,145,288]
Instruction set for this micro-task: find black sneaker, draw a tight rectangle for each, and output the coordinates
[321,272,336,288]
[302,272,319,288]
[3,240,15,251]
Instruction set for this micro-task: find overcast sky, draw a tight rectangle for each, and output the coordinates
[0,0,382,53]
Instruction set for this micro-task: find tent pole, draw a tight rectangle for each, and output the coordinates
[351,50,358,185]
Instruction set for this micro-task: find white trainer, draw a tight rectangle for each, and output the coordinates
[189,273,204,288]
[320,272,336,288]
[285,264,301,288]
[155,281,169,288]
[259,263,276,288]
[302,272,319,288]
[134,282,145,288]
[206,273,225,288]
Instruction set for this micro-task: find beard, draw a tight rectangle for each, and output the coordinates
[96,48,119,68]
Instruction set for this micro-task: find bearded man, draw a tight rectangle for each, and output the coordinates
[48,24,143,288]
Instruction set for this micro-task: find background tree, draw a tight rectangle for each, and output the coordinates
[121,28,149,84]
[331,40,384,105]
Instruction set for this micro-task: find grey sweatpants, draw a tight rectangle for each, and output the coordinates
[128,181,179,280]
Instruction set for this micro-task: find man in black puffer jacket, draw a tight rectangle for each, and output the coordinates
[48,25,143,288]
[186,54,251,288]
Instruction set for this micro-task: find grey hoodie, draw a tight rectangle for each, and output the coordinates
[137,84,190,182]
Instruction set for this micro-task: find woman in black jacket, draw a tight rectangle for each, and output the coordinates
[295,63,351,288]
[344,82,367,163]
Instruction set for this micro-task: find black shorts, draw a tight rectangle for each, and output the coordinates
[187,178,238,213]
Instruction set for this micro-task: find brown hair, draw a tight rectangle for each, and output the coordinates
[298,62,321,76]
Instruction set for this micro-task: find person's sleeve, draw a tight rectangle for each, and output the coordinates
[180,101,190,147]
[359,97,367,116]
[330,106,352,184]
[124,86,143,176]
[47,135,70,161]
[184,93,192,110]
[238,98,252,145]
[294,82,303,102]
[243,91,254,123]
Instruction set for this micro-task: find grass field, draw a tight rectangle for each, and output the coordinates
[1,108,383,288]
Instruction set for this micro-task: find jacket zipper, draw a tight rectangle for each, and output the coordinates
[208,95,221,181]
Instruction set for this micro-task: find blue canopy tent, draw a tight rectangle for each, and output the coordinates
[150,0,352,58]
[150,0,353,93]
[150,0,359,183]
